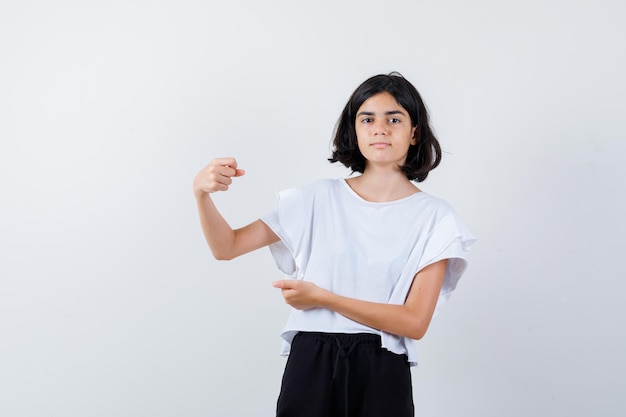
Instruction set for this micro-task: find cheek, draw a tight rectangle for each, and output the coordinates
[354,128,367,147]
[356,139,367,155]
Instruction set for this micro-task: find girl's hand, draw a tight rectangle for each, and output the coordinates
[193,157,245,195]
[273,280,328,310]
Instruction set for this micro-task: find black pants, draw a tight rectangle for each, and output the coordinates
[276,332,414,417]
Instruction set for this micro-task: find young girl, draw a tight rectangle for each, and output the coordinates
[193,73,476,417]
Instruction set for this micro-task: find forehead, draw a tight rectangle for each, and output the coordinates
[357,91,406,113]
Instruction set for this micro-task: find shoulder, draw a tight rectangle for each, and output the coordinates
[413,193,476,245]
[274,178,341,207]
[411,192,459,223]
[418,192,454,211]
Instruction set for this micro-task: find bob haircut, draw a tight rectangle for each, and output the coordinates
[329,72,442,182]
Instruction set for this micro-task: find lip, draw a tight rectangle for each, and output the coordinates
[370,142,391,148]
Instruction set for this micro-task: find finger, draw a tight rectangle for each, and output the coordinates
[273,280,294,289]
[215,165,245,180]
[216,171,233,185]
[212,157,238,168]
[207,159,239,177]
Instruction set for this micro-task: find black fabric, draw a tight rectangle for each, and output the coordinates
[276,332,414,417]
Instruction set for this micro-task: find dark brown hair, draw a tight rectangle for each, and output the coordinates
[329,72,441,182]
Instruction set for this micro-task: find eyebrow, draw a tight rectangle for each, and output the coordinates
[356,110,407,117]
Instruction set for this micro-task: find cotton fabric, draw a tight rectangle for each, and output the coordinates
[261,178,476,366]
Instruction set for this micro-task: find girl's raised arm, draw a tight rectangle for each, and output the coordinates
[193,157,279,260]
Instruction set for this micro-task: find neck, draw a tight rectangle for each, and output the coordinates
[346,167,419,202]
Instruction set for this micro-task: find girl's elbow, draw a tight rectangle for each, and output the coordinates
[411,329,427,340]
[211,247,236,261]
[407,320,431,340]
[407,328,426,341]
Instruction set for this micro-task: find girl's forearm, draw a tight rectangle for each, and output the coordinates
[318,291,430,340]
[195,192,237,260]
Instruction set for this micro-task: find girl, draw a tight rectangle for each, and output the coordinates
[193,73,476,417]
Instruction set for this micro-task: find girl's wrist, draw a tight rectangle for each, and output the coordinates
[317,288,336,310]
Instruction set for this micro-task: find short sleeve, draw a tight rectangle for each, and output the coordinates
[387,209,477,311]
[260,188,308,279]
[382,209,477,365]
[418,212,477,308]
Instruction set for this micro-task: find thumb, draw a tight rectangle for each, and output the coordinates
[272,280,293,289]
[234,168,245,177]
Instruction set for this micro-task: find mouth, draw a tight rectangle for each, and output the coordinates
[370,142,391,148]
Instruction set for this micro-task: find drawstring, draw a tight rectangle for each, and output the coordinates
[332,336,360,417]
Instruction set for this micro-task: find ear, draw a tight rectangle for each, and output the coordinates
[411,126,418,145]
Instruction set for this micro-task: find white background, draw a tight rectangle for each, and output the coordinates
[1,1,625,416]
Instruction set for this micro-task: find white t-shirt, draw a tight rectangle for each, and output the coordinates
[261,178,477,366]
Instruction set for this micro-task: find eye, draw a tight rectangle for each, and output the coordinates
[361,117,373,124]
[389,117,401,124]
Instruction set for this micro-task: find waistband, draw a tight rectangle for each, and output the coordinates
[294,331,381,347]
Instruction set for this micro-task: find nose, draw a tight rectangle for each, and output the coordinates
[373,120,388,135]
